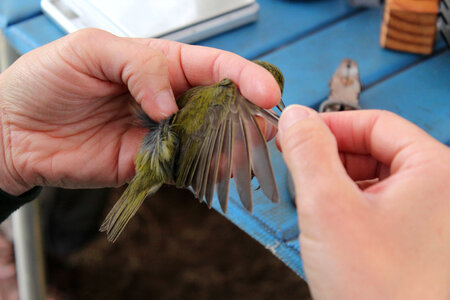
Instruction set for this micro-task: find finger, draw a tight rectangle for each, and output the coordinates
[275,140,390,181]
[181,46,281,109]
[339,152,390,181]
[276,113,391,182]
[117,127,148,184]
[319,110,441,173]
[278,105,358,206]
[61,29,178,121]
[275,110,396,181]
[130,38,281,109]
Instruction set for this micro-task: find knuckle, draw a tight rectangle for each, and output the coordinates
[64,29,111,60]
[123,49,169,90]
[69,28,107,44]
[370,109,398,124]
[375,109,395,118]
[140,50,168,74]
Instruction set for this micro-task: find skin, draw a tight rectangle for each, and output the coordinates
[0,28,280,196]
[278,105,450,299]
[1,28,449,298]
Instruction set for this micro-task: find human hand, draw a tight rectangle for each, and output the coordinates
[278,105,450,299]
[0,29,281,195]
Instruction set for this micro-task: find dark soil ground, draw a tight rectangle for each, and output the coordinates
[46,186,311,299]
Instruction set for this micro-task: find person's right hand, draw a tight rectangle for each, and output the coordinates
[278,105,450,299]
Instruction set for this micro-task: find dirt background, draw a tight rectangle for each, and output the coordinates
[46,186,311,300]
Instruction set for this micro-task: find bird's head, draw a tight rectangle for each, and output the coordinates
[253,60,284,95]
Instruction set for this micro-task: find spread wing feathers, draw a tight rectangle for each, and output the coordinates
[188,106,222,199]
[205,123,226,208]
[231,107,253,211]
[240,98,280,204]
[176,94,280,213]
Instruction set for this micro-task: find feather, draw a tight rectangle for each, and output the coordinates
[100,177,162,242]
[241,98,279,203]
[191,132,212,197]
[100,118,178,242]
[176,138,197,188]
[231,105,253,211]
[251,105,280,127]
[205,122,226,208]
[176,88,282,212]
[102,61,286,242]
[100,120,178,242]
[198,125,220,201]
[216,119,233,212]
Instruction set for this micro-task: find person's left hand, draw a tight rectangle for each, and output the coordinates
[0,29,281,195]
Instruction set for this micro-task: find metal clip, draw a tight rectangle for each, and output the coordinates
[319,59,361,112]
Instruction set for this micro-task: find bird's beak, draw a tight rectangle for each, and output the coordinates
[276,99,286,112]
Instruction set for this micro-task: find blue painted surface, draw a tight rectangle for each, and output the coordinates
[258,9,447,109]
[0,0,41,28]
[4,0,358,58]
[4,15,65,54]
[210,140,304,275]
[2,0,450,279]
[198,0,358,59]
[211,151,305,277]
[360,50,450,145]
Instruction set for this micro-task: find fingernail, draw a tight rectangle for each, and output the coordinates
[154,89,177,119]
[279,105,311,132]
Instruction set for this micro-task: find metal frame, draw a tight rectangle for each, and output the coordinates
[0,31,47,300]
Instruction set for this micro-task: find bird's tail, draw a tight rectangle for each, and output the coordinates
[100,105,179,242]
[100,177,162,242]
[100,115,178,242]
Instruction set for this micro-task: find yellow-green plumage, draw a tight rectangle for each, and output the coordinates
[100,61,284,242]
[173,79,236,190]
[100,119,178,242]
[253,60,284,94]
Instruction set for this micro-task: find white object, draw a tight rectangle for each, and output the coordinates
[41,0,259,43]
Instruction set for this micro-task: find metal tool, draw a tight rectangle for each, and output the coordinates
[12,201,46,300]
[288,59,362,204]
[319,58,362,113]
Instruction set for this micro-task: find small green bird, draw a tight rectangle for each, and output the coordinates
[100,61,285,242]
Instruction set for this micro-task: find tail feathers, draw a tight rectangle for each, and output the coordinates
[100,179,162,242]
[102,106,177,242]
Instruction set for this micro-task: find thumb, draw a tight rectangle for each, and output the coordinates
[64,29,178,121]
[278,105,356,207]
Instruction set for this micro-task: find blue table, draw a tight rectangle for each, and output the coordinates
[1,0,449,279]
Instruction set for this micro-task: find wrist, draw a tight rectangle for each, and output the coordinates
[0,76,31,195]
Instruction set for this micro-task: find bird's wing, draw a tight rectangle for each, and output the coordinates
[229,103,253,211]
[240,98,280,204]
[218,96,281,212]
[175,87,282,213]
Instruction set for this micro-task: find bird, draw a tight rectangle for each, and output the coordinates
[100,60,285,242]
